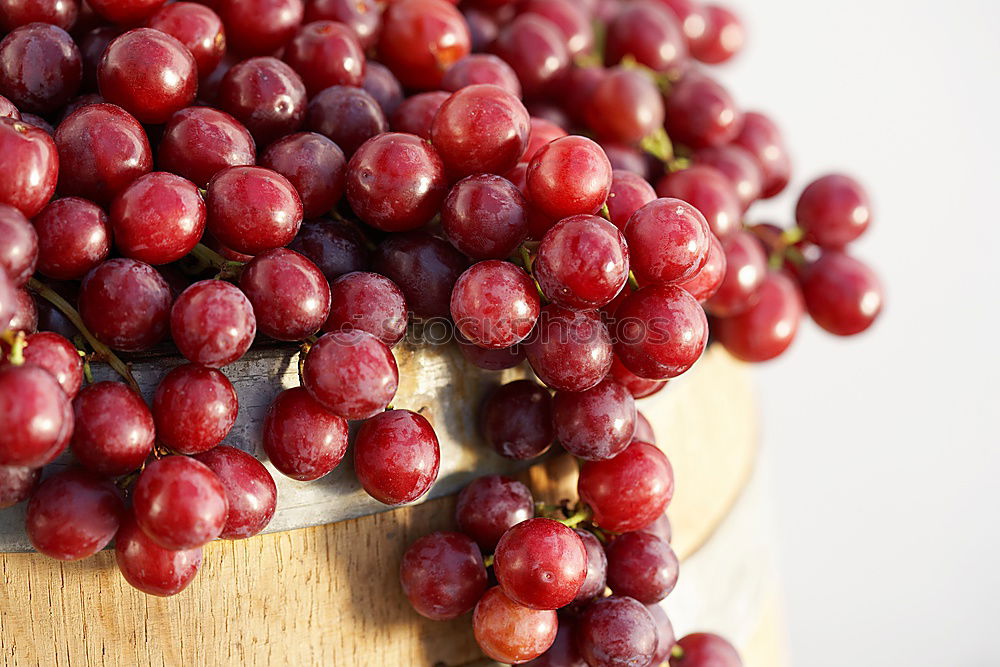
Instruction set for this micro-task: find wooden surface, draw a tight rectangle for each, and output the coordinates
[0,346,763,666]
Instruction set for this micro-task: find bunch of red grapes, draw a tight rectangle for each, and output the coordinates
[0,0,883,663]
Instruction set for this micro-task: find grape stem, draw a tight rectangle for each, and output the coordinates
[27,277,141,394]
[557,504,593,529]
[628,271,640,291]
[1,329,26,365]
[483,554,495,568]
[671,644,685,659]
[189,243,244,280]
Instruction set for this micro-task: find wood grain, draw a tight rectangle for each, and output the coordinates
[0,346,761,666]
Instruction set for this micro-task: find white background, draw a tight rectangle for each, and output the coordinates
[714,0,1000,664]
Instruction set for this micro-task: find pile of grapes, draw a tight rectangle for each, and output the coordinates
[0,0,883,664]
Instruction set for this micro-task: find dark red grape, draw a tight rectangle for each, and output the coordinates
[692,4,744,64]
[54,103,151,207]
[535,214,629,310]
[372,231,467,319]
[455,475,534,551]
[6,285,36,332]
[577,596,658,667]
[21,332,82,398]
[158,106,256,188]
[442,174,529,260]
[262,386,348,481]
[670,633,743,667]
[284,20,364,95]
[641,510,671,544]
[579,441,674,533]
[432,84,530,177]
[524,305,613,392]
[494,517,587,609]
[0,204,36,286]
[31,198,111,280]
[0,117,58,218]
[389,90,449,140]
[523,615,585,666]
[152,364,237,455]
[215,0,303,56]
[613,284,708,380]
[115,510,203,597]
[0,0,78,31]
[586,66,665,145]
[323,271,407,347]
[362,61,403,117]
[442,53,522,97]
[0,23,81,114]
[625,197,710,285]
[801,251,883,336]
[26,468,123,561]
[605,531,679,604]
[288,218,369,283]
[354,408,440,505]
[458,336,526,372]
[302,330,398,419]
[665,73,742,149]
[345,132,446,232]
[207,166,303,256]
[522,117,567,163]
[79,258,172,352]
[260,132,345,218]
[659,0,708,49]
[692,143,762,211]
[649,604,676,663]
[88,0,164,24]
[520,0,592,57]
[110,172,206,265]
[732,111,790,199]
[148,2,226,77]
[677,232,726,302]
[473,586,558,664]
[98,28,197,125]
[133,455,229,550]
[0,464,40,509]
[714,271,803,362]
[170,280,256,367]
[217,56,307,147]
[305,85,386,158]
[451,260,540,350]
[462,6,499,52]
[194,446,276,539]
[378,0,470,90]
[490,14,568,99]
[239,248,331,341]
[552,378,635,461]
[606,170,657,232]
[705,230,767,317]
[605,0,687,76]
[610,356,666,400]
[400,531,487,619]
[656,165,741,240]
[573,529,608,605]
[305,0,380,49]
[480,379,554,460]
[526,135,612,221]
[0,364,70,467]
[71,381,154,475]
[796,173,872,248]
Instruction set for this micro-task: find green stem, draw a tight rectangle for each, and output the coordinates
[600,203,611,221]
[671,644,685,659]
[639,127,675,165]
[28,278,141,394]
[483,554,495,568]
[2,329,26,365]
[628,271,640,291]
[780,226,805,246]
[557,504,592,529]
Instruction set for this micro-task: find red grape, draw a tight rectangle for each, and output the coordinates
[288,218,369,283]
[800,251,883,336]
[400,531,487,620]
[605,0,687,77]
[306,85,387,157]
[664,73,742,149]
[605,531,679,604]
[656,165,742,240]
[625,197,711,285]
[71,381,154,476]
[613,284,708,380]
[0,23,81,114]
[534,214,629,310]
[170,279,256,367]
[152,364,237,455]
[215,0,303,57]
[0,0,78,31]
[473,586,558,664]
[194,446,277,539]
[705,230,768,317]
[714,271,804,362]
[586,66,665,145]
[115,510,203,597]
[372,231,468,319]
[494,517,587,610]
[148,2,226,77]
[577,596,658,667]
[732,111,790,199]
[796,173,872,248]
[217,56,307,147]
[158,106,256,188]
[451,260,540,350]
[0,465,40,509]
[610,356,667,400]
[524,305,613,392]
[110,172,206,265]
[691,5,744,64]
[263,386,349,481]
[552,378,636,461]
[649,604,677,664]
[305,0,380,49]
[302,330,398,419]
[526,135,612,221]
[389,90,449,140]
[520,0,593,57]
[31,197,111,280]
[480,379,554,460]
[579,441,674,533]
[0,117,58,218]
[670,633,743,667]
[606,170,657,232]
[239,248,331,341]
[442,174,529,260]
[0,364,70,467]
[490,14,568,99]
[522,117,568,163]
[20,332,83,398]
[442,53,522,98]
[362,62,404,115]
[354,409,440,505]
[88,0,164,24]
[378,0,470,90]
[207,166,303,256]
[455,475,534,551]
[79,258,172,352]
[26,468,123,561]
[260,132,345,219]
[573,529,608,605]
[0,203,36,286]
[692,143,763,211]
[283,20,365,95]
[323,271,408,347]
[677,232,726,302]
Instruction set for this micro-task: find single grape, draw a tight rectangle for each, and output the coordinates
[522,615,585,666]
[133,455,229,551]
[441,174,529,260]
[641,511,672,544]
[354,409,440,505]
[605,0,688,77]
[306,85,387,157]
[217,56,307,147]
[301,330,398,419]
[473,586,558,664]
[206,166,303,256]
[704,231,768,317]
[649,604,677,664]
[664,73,742,149]
[552,378,636,461]
[26,468,123,561]
[656,165,742,240]
[455,475,534,551]
[606,170,657,232]
[0,203,36,286]
[625,197,711,285]
[669,633,743,667]
[0,270,19,332]
[0,464,40,509]
[714,271,804,362]
[115,510,203,597]
[579,441,674,533]
[323,271,408,347]
[0,23,80,114]
[158,106,256,188]
[585,66,665,145]
[260,132,345,219]
[88,0,165,24]
[573,529,608,605]
[17,333,83,399]
[609,356,667,400]
[480,379,554,460]
[613,284,708,380]
[31,197,111,280]
[152,364,238,455]
[451,260,540,350]
[194,446,277,539]
[372,231,468,319]
[79,258,172,352]
[214,0,303,56]
[6,286,35,332]
[71,381,155,476]
[605,531,679,604]
[577,596,658,667]
[170,280,256,367]
[691,5,745,64]
[524,305,613,392]
[800,251,883,336]
[732,111,790,199]
[796,173,872,248]
[659,0,709,51]
[677,232,727,302]
[389,90,449,140]
[239,248,331,341]
[489,14,568,99]
[442,53,522,98]
[284,20,364,95]
[494,517,588,610]
[148,2,226,77]
[400,531,487,620]
[110,172,206,265]
[306,0,380,49]
[534,214,629,310]
[526,135,612,221]
[377,0,470,89]
[521,117,568,163]
[288,218,369,283]
[692,144,762,211]
[263,386,349,481]
[0,117,59,218]
[362,62,404,115]
[0,0,78,31]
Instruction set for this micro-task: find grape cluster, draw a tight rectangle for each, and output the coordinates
[0,0,881,662]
